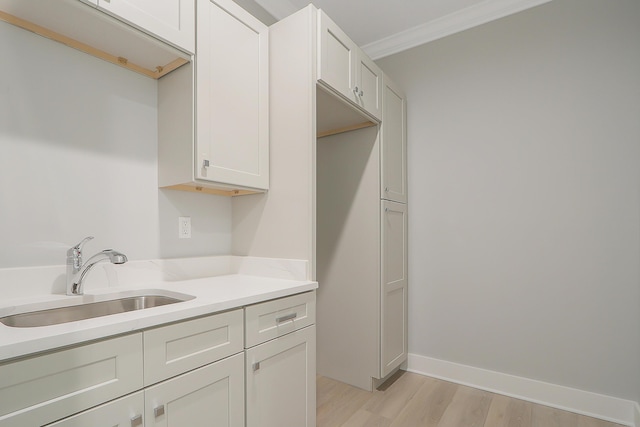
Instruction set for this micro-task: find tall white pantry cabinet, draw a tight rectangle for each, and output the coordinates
[232,5,408,391]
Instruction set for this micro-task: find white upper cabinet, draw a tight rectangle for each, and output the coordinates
[196,0,269,191]
[96,0,195,54]
[381,75,407,203]
[317,10,381,121]
[158,0,269,195]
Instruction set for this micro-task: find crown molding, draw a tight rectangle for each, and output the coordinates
[362,0,554,60]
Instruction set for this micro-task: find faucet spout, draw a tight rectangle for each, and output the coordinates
[66,239,128,296]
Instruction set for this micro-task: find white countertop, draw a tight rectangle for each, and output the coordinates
[0,258,317,362]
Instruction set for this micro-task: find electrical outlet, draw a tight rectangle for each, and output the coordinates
[178,216,191,239]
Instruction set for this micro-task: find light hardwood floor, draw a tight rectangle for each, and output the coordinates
[317,372,627,427]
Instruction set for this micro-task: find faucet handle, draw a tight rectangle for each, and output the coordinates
[68,236,94,268]
[72,236,94,252]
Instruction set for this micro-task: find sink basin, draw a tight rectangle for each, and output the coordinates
[0,293,194,328]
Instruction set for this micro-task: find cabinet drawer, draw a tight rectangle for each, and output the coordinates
[0,333,143,427]
[144,309,244,386]
[245,292,316,348]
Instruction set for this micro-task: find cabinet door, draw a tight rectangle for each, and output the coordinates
[246,326,316,427]
[355,50,382,120]
[196,0,269,190]
[381,76,407,203]
[317,10,358,105]
[145,353,245,427]
[97,0,195,53]
[47,392,145,427]
[381,200,408,378]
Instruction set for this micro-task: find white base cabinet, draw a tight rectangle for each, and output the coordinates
[145,353,245,427]
[1,293,316,427]
[245,291,316,427]
[246,326,316,427]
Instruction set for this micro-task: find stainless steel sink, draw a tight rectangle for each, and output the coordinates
[0,294,193,328]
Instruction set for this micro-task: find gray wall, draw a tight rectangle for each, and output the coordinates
[0,21,232,268]
[377,0,640,402]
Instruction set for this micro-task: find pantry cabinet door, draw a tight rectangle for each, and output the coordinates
[381,76,407,203]
[381,200,408,378]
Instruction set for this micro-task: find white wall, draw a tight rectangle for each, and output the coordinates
[377,0,640,403]
[0,21,231,269]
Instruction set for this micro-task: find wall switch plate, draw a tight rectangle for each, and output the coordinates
[178,216,191,238]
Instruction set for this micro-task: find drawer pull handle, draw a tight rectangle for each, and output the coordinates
[253,362,261,372]
[276,313,297,323]
[154,405,165,418]
[131,415,143,427]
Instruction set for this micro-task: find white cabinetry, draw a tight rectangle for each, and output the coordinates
[317,10,382,120]
[381,200,408,377]
[145,353,244,427]
[0,333,143,427]
[245,5,407,391]
[95,0,195,54]
[381,76,407,203]
[0,0,191,79]
[0,310,244,427]
[244,292,316,427]
[158,0,269,196]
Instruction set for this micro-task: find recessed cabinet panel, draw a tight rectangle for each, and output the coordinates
[381,200,408,377]
[245,326,316,427]
[196,0,269,190]
[143,309,244,386]
[47,391,145,427]
[145,353,245,427]
[97,0,195,53]
[318,10,356,103]
[0,333,143,427]
[381,76,407,203]
[356,52,382,120]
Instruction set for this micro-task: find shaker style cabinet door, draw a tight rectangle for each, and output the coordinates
[380,200,408,378]
[355,51,382,120]
[381,76,407,203]
[145,353,245,427]
[317,10,358,105]
[246,326,316,427]
[96,0,195,53]
[196,0,269,190]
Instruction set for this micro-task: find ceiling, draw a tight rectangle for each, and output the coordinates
[253,0,553,59]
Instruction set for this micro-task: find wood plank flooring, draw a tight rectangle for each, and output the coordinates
[317,372,627,427]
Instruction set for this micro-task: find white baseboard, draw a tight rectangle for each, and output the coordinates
[407,353,637,426]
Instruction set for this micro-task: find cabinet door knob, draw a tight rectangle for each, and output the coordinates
[130,415,143,427]
[359,90,364,97]
[253,361,261,372]
[385,187,389,192]
[203,159,210,168]
[353,86,359,95]
[154,405,165,418]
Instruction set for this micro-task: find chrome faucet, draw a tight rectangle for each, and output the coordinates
[66,236,128,295]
